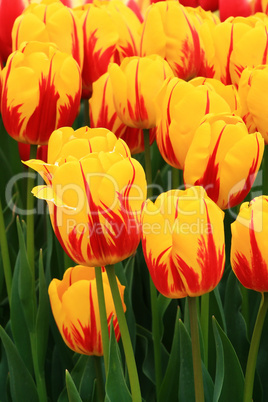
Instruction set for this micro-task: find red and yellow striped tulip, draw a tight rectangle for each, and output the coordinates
[74,0,141,98]
[12,0,83,69]
[142,186,225,298]
[211,14,268,86]
[231,196,268,292]
[108,55,174,129]
[89,72,155,154]
[0,41,81,145]
[25,128,147,266]
[139,1,212,80]
[48,265,126,355]
[156,77,231,170]
[0,0,30,63]
[184,113,264,210]
[238,65,268,143]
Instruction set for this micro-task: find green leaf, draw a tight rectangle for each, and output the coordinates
[105,322,132,402]
[10,253,33,375]
[0,325,38,402]
[157,293,172,342]
[212,317,244,402]
[35,250,49,372]
[16,217,36,332]
[65,370,83,402]
[159,308,180,402]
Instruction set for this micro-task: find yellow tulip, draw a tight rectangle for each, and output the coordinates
[142,186,225,298]
[184,113,264,209]
[74,0,141,98]
[89,72,156,154]
[108,55,174,129]
[48,265,126,355]
[238,64,268,143]
[0,41,81,145]
[25,128,147,266]
[12,0,84,68]
[156,76,231,170]
[231,196,268,292]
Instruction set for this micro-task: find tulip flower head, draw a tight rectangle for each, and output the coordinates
[0,41,81,145]
[184,113,264,210]
[238,64,268,143]
[142,186,225,298]
[108,55,174,129]
[75,0,141,98]
[12,0,84,68]
[48,265,126,355]
[231,196,268,292]
[25,127,147,266]
[155,76,231,170]
[139,1,212,80]
[89,72,156,154]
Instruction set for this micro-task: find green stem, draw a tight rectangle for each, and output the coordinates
[0,199,12,304]
[94,356,105,402]
[84,98,90,126]
[95,266,109,375]
[188,296,205,402]
[172,167,180,190]
[29,332,47,402]
[143,129,153,199]
[241,284,249,332]
[26,145,38,274]
[200,293,209,368]
[106,265,141,402]
[243,292,268,402]
[143,129,162,398]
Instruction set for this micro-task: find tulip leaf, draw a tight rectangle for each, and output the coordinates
[35,250,49,372]
[0,325,38,402]
[212,317,244,402]
[65,370,83,402]
[105,322,132,402]
[16,217,36,333]
[178,319,214,402]
[10,252,33,375]
[157,293,172,341]
[159,308,180,402]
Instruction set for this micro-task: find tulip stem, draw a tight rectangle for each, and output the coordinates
[26,144,38,275]
[94,356,105,402]
[200,292,209,368]
[95,266,109,375]
[188,296,205,402]
[0,199,12,304]
[143,128,162,398]
[172,167,180,190]
[106,265,142,402]
[243,292,268,402]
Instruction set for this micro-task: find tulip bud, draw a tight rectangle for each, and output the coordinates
[231,196,268,292]
[48,265,126,355]
[142,186,225,298]
[184,113,264,209]
[1,41,81,145]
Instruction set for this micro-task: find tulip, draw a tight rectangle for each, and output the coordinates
[0,41,81,145]
[0,0,30,63]
[183,113,264,210]
[238,64,268,143]
[108,55,174,129]
[155,76,231,170]
[141,186,225,298]
[219,0,262,21]
[18,143,48,163]
[231,196,268,292]
[74,1,141,98]
[48,265,126,355]
[89,72,155,154]
[211,14,268,86]
[25,128,147,266]
[139,1,213,80]
[180,0,218,11]
[12,0,84,69]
